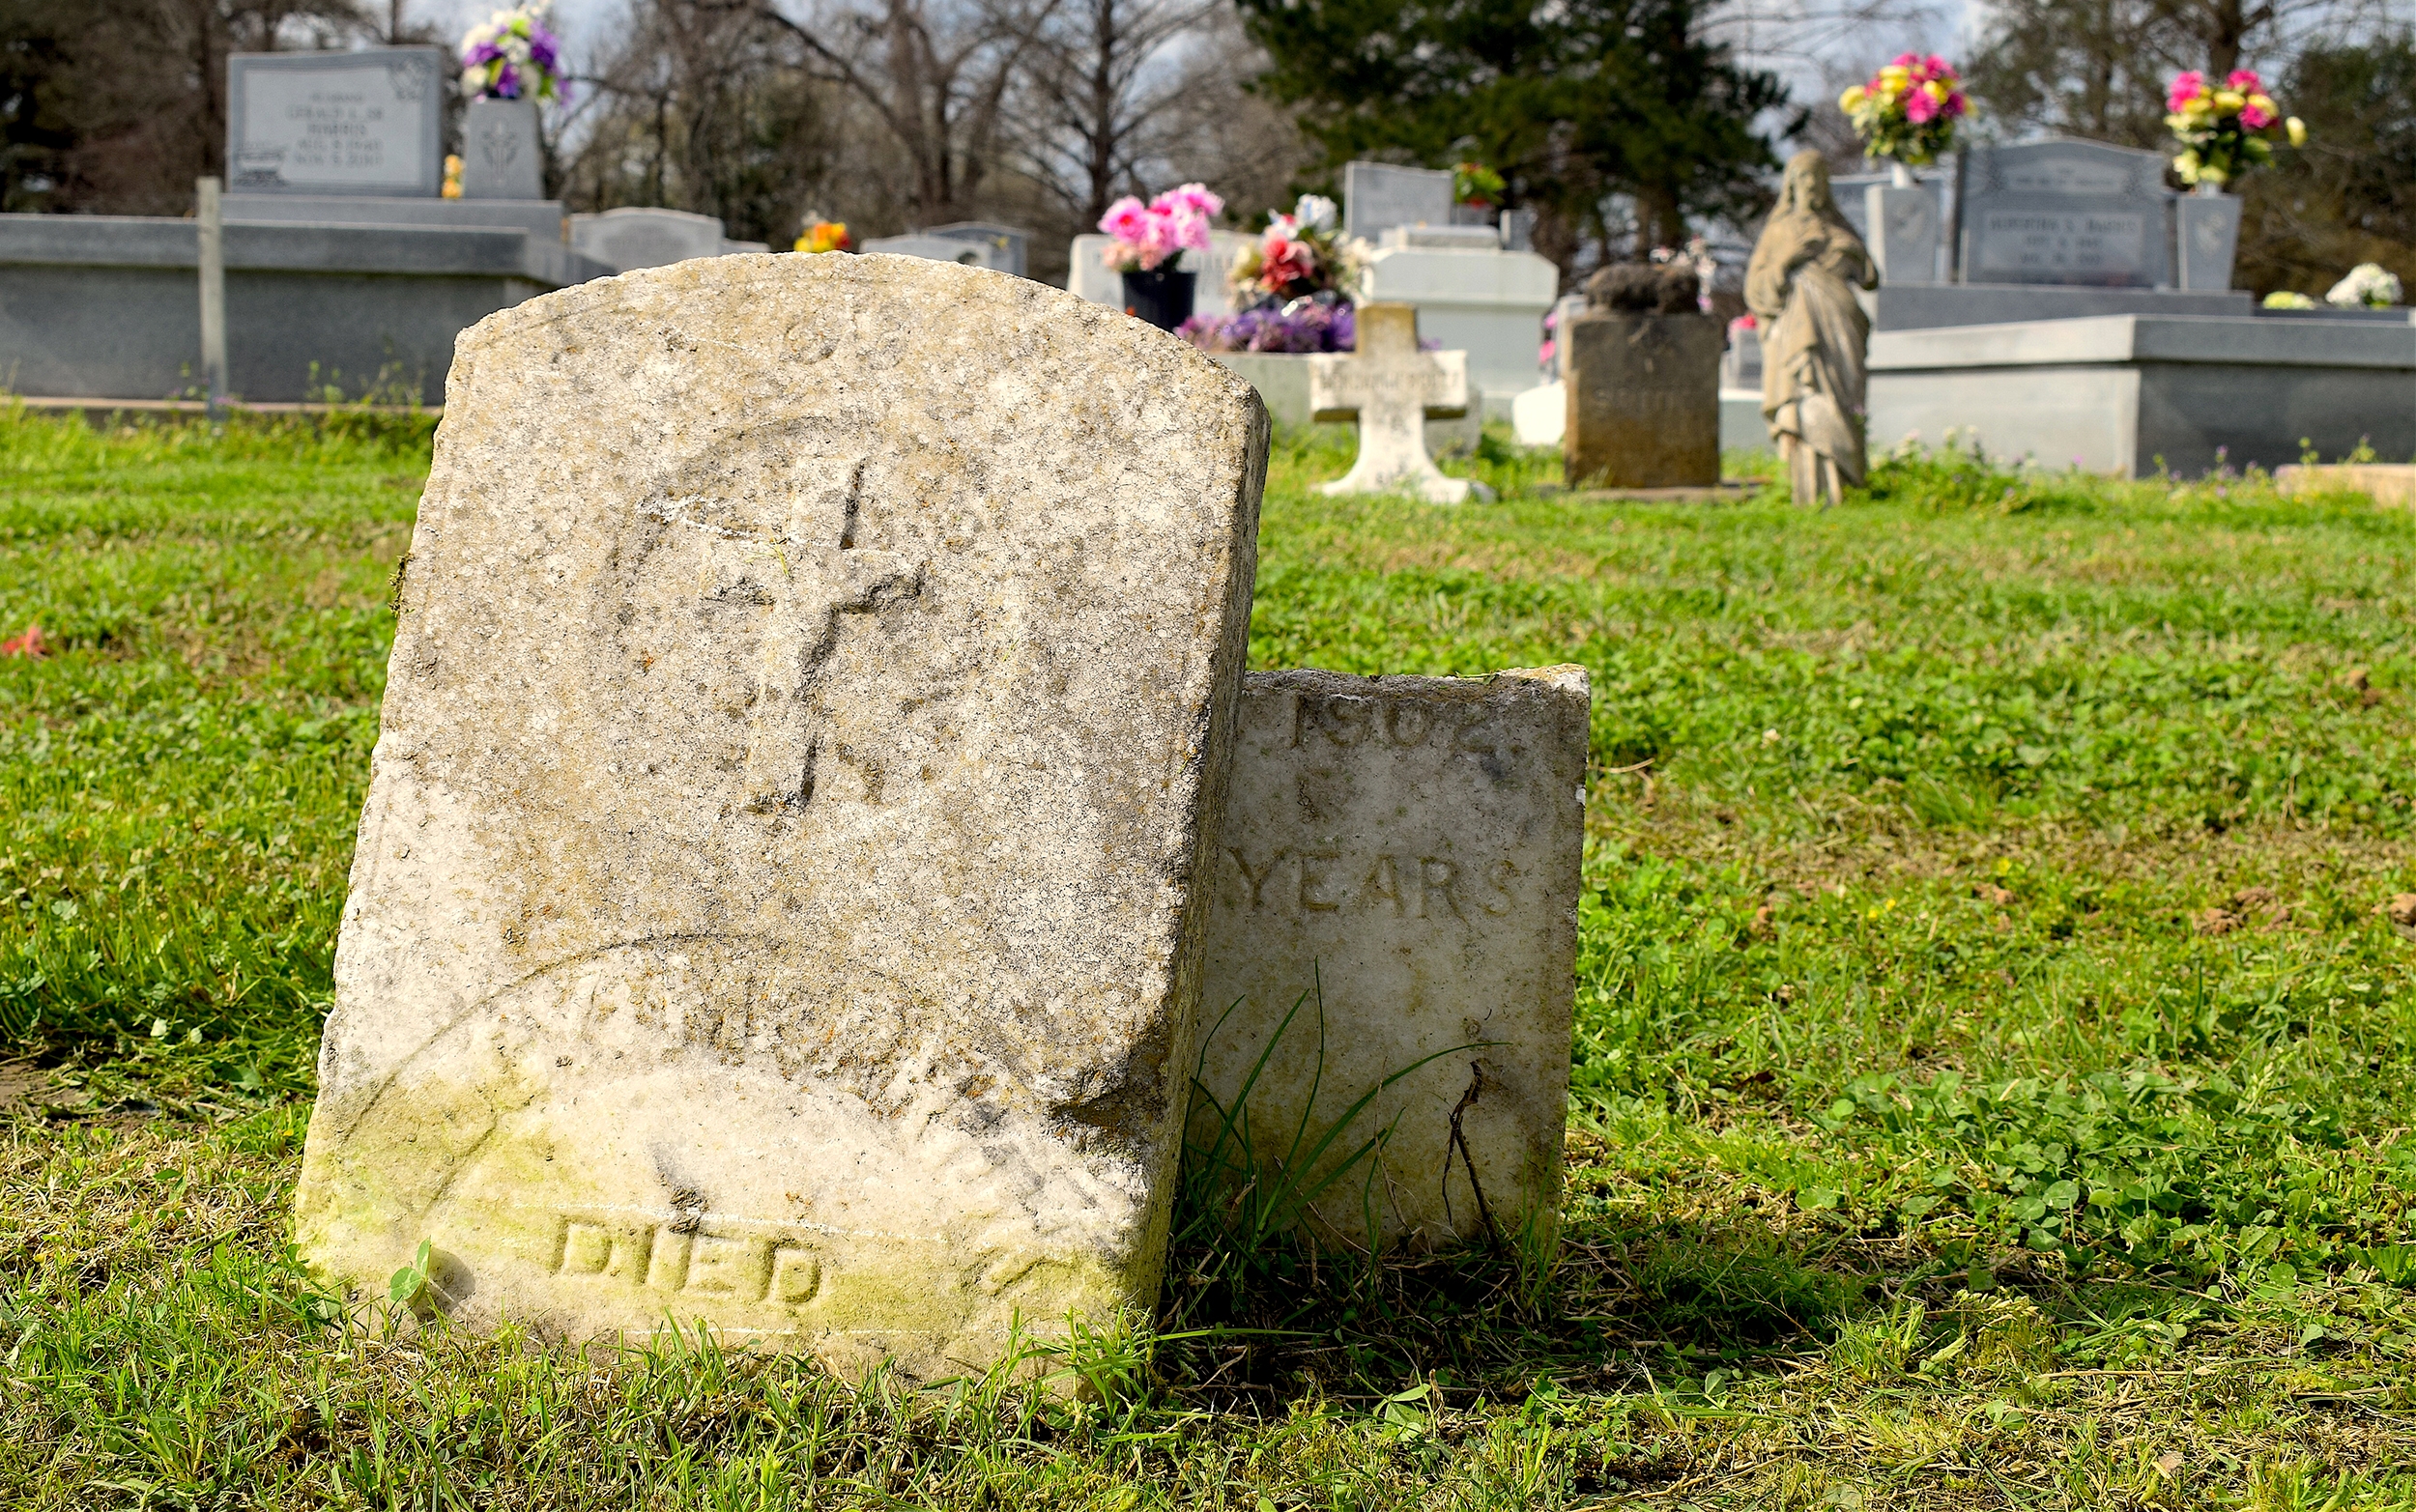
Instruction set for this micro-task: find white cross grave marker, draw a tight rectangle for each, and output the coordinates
[1309,301,1475,504]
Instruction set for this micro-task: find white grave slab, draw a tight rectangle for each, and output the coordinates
[1512,382,1564,445]
[1309,302,1473,503]
[227,48,445,197]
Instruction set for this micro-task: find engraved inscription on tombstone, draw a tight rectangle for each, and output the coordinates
[226,48,445,196]
[1196,667,1588,1250]
[460,98,545,201]
[1959,139,2171,289]
[293,254,1270,1380]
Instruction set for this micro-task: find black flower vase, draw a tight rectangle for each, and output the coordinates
[1121,268,1196,330]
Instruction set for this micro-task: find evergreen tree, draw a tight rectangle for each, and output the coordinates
[1233,0,1787,272]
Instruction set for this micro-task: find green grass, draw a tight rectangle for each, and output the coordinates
[5,406,2416,1507]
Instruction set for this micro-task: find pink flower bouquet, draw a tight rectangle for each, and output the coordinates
[2166,70,2306,188]
[1098,184,1222,272]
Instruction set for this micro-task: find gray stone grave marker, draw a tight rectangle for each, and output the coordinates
[460,99,543,201]
[1344,161,1456,243]
[227,48,445,197]
[1960,139,2171,289]
[293,255,1269,1381]
[1308,302,1473,503]
[570,207,733,271]
[1564,279,1723,489]
[1196,668,1588,1250]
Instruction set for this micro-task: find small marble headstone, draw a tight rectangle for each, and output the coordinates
[859,234,1007,271]
[1197,667,1588,1250]
[570,208,733,271]
[226,47,445,196]
[294,254,1269,1381]
[1308,302,1473,504]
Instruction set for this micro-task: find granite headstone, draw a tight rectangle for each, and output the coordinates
[1958,139,2171,289]
[1343,162,1456,243]
[227,48,445,197]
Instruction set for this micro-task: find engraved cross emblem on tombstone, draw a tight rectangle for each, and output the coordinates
[647,458,925,814]
[1308,302,1475,504]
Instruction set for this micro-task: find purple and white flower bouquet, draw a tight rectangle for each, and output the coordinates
[460,5,568,102]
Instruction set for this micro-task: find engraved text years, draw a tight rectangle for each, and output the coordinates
[1226,847,1517,919]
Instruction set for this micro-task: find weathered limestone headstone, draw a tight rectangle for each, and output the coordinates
[1565,265,1723,489]
[295,254,1269,1380]
[226,48,445,196]
[1196,667,1588,1251]
[1309,302,1473,504]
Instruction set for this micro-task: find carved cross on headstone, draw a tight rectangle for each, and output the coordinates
[1307,302,1475,504]
[681,459,925,813]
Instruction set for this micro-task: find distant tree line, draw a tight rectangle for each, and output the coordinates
[5,0,2416,296]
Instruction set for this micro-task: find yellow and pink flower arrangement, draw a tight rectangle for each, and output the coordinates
[1840,54,1971,167]
[2166,70,2306,188]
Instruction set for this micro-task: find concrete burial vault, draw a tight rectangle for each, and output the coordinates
[295,254,1583,1382]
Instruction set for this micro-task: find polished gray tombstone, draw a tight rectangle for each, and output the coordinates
[858,233,1015,272]
[460,99,544,201]
[2175,194,2244,292]
[1832,169,1947,243]
[924,222,1032,278]
[227,48,445,197]
[1864,184,1942,284]
[571,208,733,271]
[1958,139,2172,289]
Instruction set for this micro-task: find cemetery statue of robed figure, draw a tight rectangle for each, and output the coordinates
[1746,151,1879,506]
